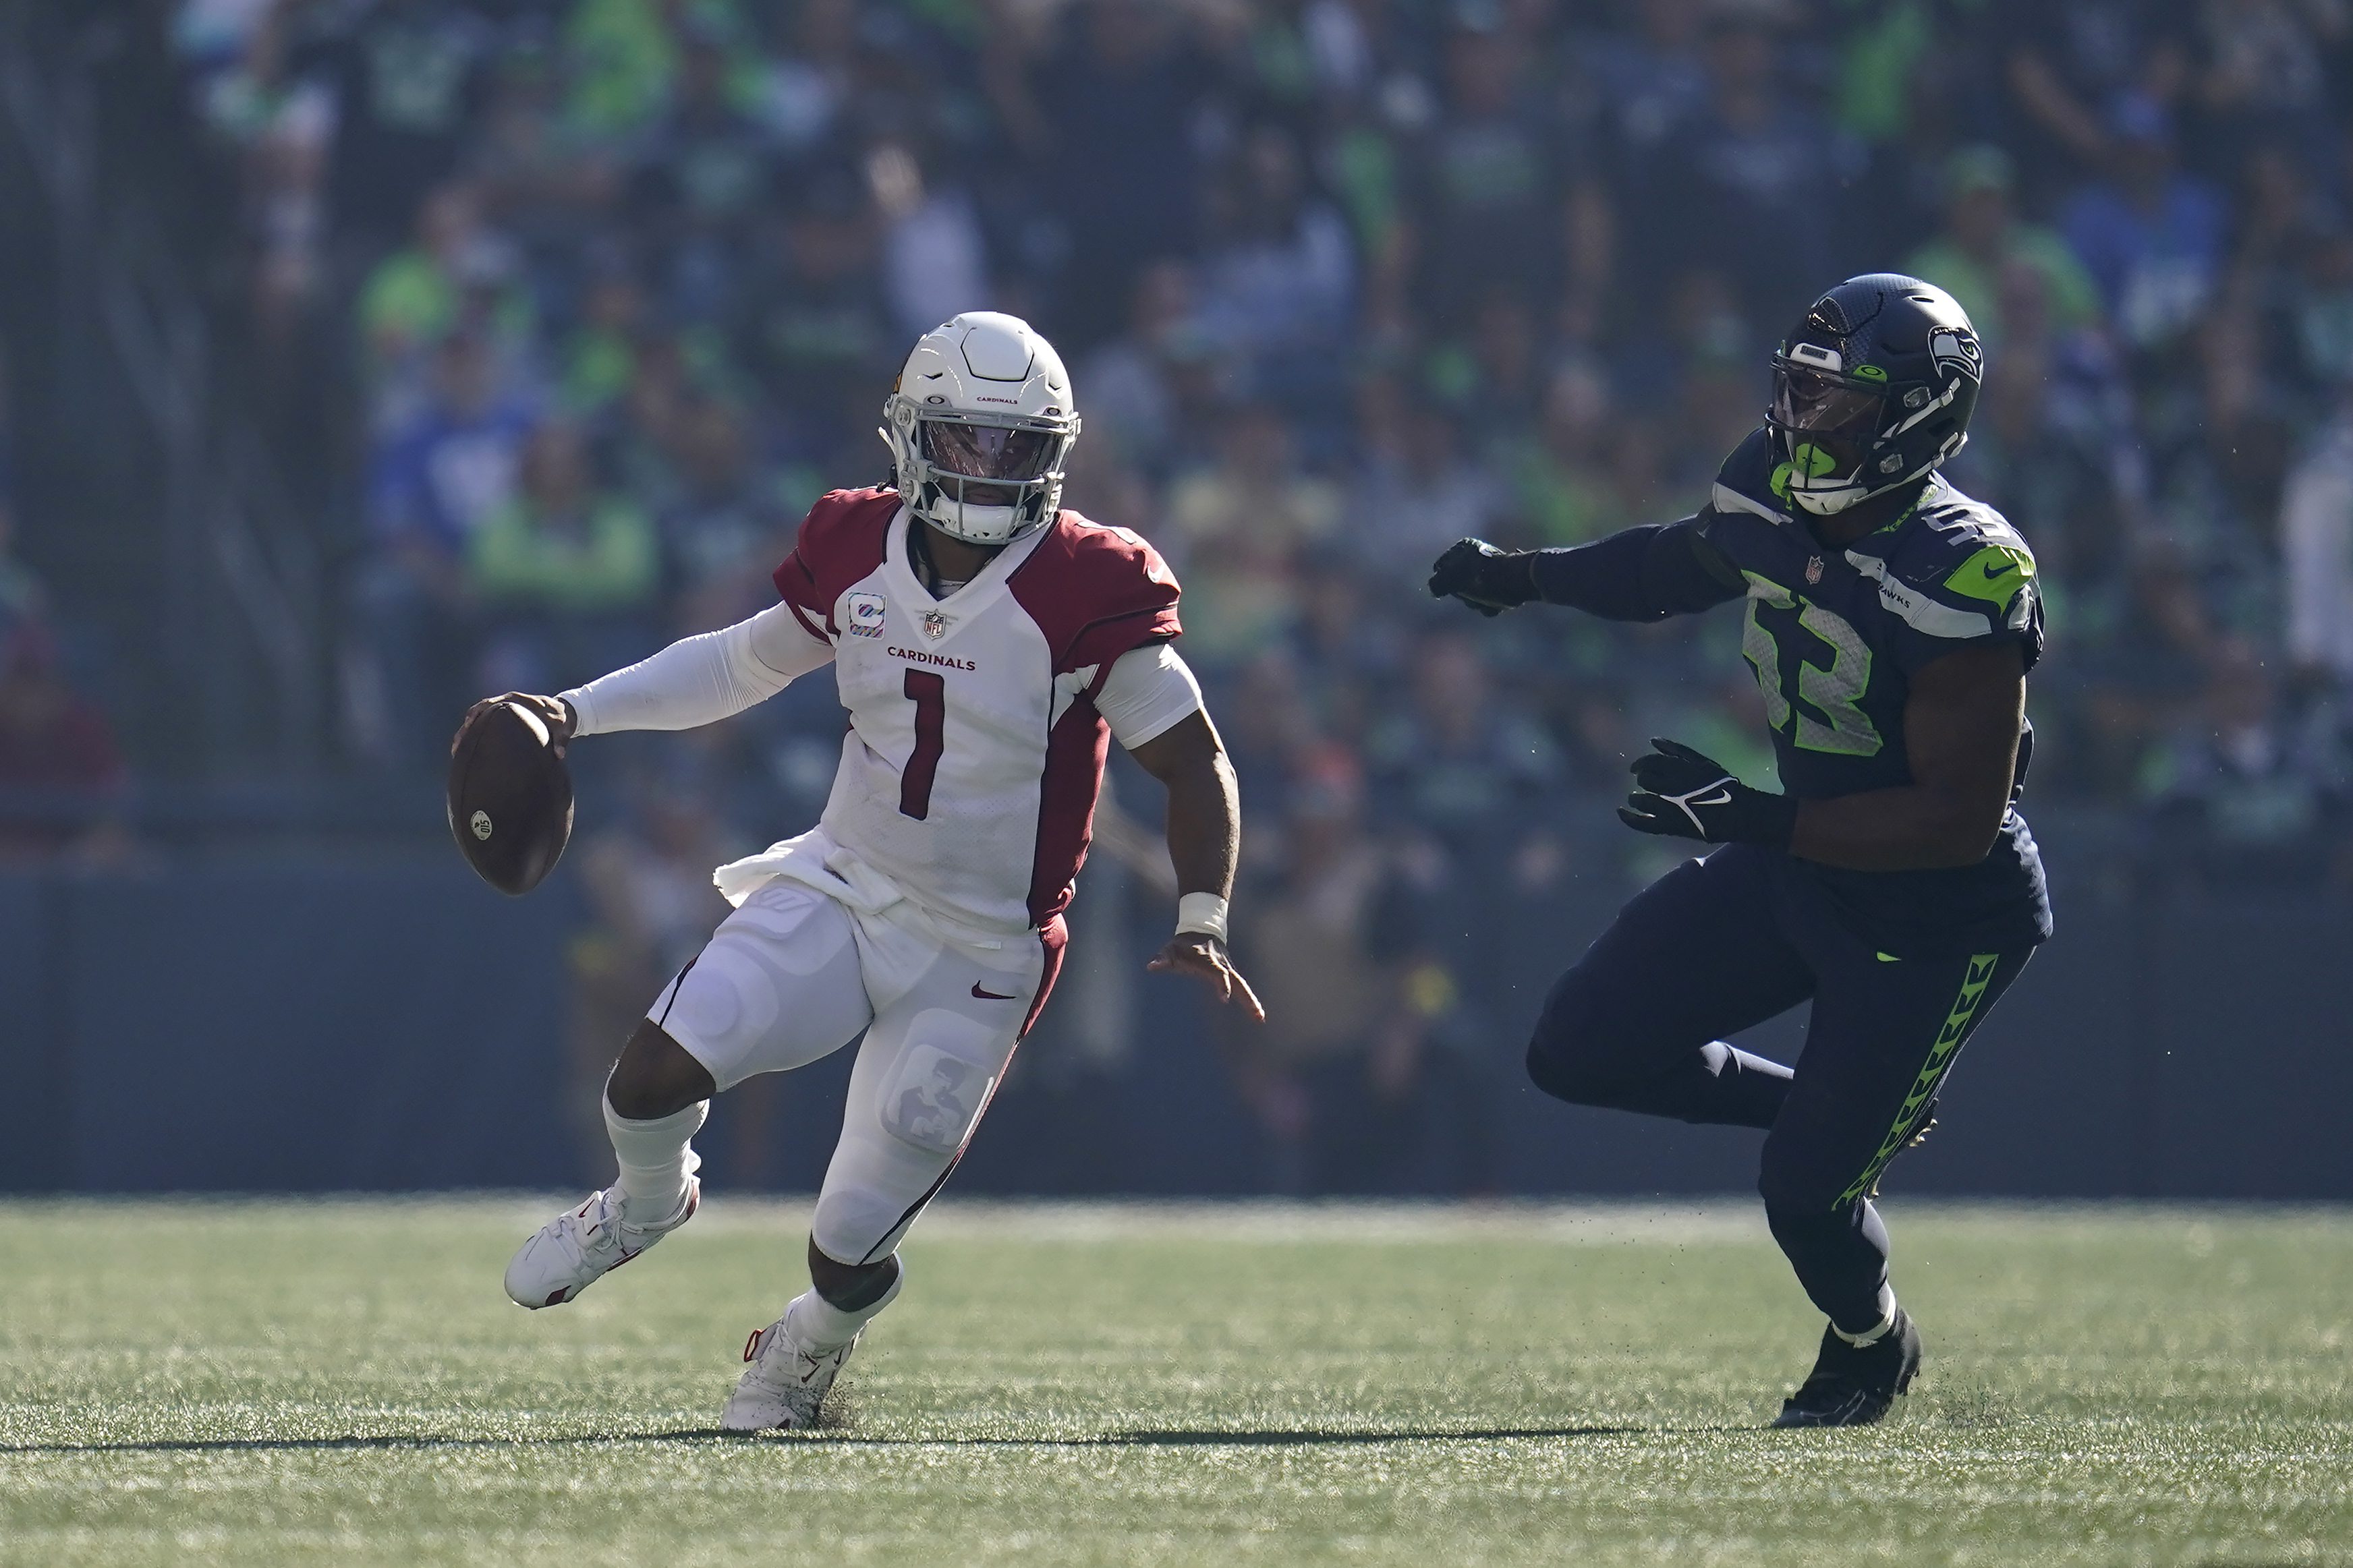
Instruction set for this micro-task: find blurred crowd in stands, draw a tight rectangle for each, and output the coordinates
[103,0,2353,1186]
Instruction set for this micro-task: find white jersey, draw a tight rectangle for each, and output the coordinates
[756,489,1186,937]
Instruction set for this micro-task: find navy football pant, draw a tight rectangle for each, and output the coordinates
[1525,844,2031,1335]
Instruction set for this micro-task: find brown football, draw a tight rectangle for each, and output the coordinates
[447,700,574,896]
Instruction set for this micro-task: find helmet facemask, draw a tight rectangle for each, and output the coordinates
[1765,338,1974,517]
[1768,360,1888,515]
[884,395,1078,546]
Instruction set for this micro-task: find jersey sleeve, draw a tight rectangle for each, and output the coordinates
[772,488,895,639]
[1009,513,1183,677]
[561,602,830,737]
[1529,520,1744,620]
[1861,527,2045,677]
[1095,642,1205,749]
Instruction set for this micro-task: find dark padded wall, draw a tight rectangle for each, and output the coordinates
[1,859,573,1191]
[0,861,2344,1198]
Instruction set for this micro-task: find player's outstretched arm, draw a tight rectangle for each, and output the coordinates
[461,602,838,747]
[1427,524,1744,623]
[1127,709,1266,1023]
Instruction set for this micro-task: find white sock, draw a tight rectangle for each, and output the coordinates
[785,1261,905,1353]
[1832,1286,1900,1347]
[602,1097,706,1223]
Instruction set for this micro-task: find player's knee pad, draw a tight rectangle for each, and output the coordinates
[874,1008,1004,1157]
[660,935,783,1060]
[811,1172,940,1269]
[654,888,864,1088]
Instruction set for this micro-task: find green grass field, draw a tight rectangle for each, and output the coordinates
[1,1199,2347,1566]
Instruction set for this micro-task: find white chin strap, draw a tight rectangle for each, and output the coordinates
[1789,480,1869,516]
[924,493,1023,545]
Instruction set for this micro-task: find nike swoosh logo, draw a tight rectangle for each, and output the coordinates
[971,983,1017,1000]
[1667,776,1736,836]
[1981,560,2016,579]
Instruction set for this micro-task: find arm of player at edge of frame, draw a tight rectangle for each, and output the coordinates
[1125,709,1266,1023]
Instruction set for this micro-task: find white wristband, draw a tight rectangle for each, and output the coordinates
[1174,892,1230,945]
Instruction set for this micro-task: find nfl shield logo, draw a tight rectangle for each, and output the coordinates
[1805,556,1824,585]
[922,610,947,641]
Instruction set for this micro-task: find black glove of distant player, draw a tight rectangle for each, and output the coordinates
[1427,538,1539,617]
[1618,738,1799,848]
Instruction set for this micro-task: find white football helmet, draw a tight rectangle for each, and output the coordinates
[883,312,1080,546]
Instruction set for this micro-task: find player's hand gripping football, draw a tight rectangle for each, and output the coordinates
[1147,933,1267,1022]
[455,692,576,759]
[1427,538,1539,617]
[1618,738,1798,848]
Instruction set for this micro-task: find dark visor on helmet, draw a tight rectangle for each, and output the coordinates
[1771,366,1886,447]
[922,421,1054,482]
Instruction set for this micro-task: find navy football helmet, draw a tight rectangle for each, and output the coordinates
[1766,274,1983,516]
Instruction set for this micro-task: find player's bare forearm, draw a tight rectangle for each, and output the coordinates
[1128,711,1238,900]
[1127,709,1265,1021]
[1790,641,2026,872]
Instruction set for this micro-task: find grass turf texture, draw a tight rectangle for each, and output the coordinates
[0,1201,2347,1565]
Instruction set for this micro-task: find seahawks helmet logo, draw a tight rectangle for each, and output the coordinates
[1929,327,1983,384]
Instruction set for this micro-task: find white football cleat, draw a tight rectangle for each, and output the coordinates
[720,1316,859,1432]
[503,1180,699,1309]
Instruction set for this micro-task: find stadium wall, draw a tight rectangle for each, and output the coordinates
[0,859,2344,1200]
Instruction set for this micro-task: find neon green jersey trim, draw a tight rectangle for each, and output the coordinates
[1873,492,1925,534]
[1943,544,2037,612]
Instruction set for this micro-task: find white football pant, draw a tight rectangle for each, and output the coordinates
[648,877,1046,1265]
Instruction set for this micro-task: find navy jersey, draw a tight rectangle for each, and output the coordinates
[1700,428,2051,956]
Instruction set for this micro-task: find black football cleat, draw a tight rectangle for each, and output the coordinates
[1771,1308,1921,1428]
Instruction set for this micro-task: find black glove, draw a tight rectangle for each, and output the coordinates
[1618,738,1798,848]
[1427,538,1539,617]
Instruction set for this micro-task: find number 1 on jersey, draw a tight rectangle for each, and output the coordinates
[900,668,946,819]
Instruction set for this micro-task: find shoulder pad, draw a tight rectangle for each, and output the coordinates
[1904,484,2037,624]
[1851,482,2039,637]
[1010,511,1183,674]
[772,488,897,633]
[797,488,901,554]
[1708,428,1788,523]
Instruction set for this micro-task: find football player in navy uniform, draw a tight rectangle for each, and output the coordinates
[1429,276,2049,1427]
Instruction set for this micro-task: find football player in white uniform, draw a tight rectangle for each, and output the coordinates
[489,313,1261,1431]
